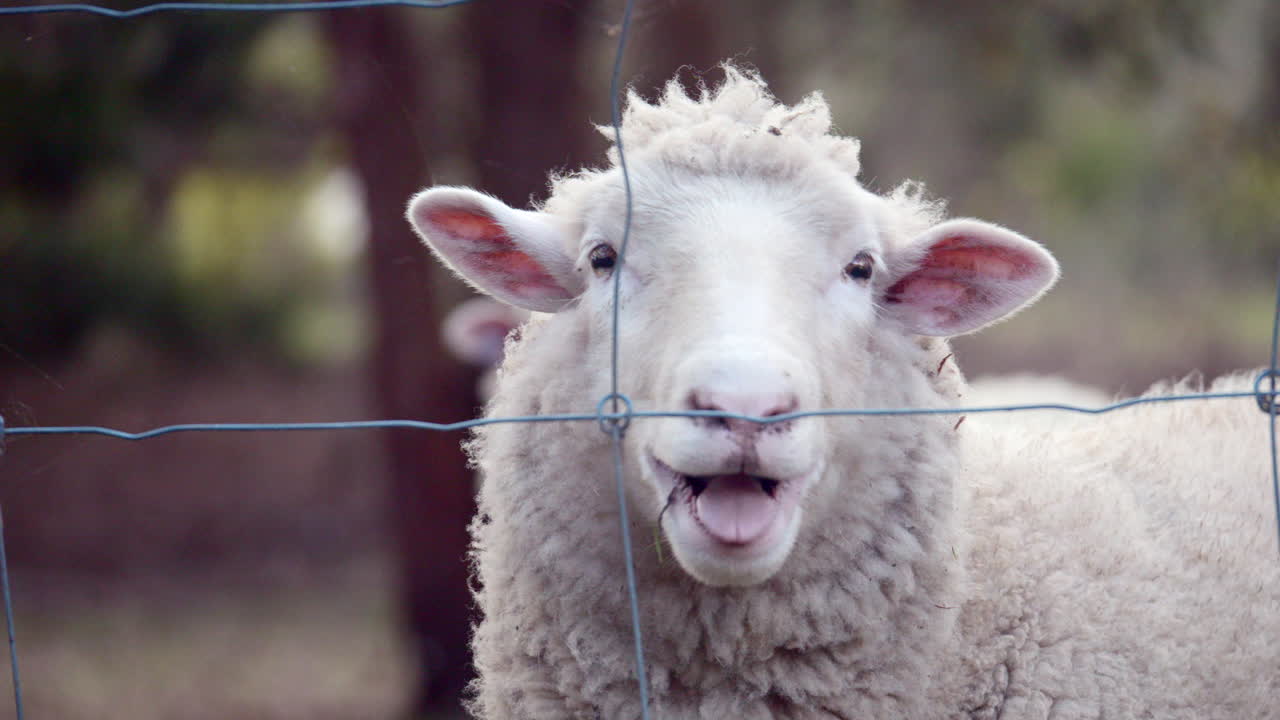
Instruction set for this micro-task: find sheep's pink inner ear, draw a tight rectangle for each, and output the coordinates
[426,208,570,306]
[885,230,1055,336]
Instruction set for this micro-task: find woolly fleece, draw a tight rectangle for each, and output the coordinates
[444,69,1279,719]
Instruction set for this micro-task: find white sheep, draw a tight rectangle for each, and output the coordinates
[406,67,1280,719]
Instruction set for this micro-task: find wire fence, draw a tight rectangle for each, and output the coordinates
[1,1,1278,719]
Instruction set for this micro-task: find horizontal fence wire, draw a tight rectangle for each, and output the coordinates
[3,389,1279,441]
[2,0,1279,718]
[0,0,473,17]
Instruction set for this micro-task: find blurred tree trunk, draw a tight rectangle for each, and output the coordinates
[626,0,733,98]
[328,2,602,714]
[325,10,478,716]
[463,0,597,205]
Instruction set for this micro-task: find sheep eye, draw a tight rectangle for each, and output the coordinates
[589,244,618,277]
[843,251,874,281]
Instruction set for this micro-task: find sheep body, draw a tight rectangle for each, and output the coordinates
[407,68,1280,719]
[955,371,1278,717]
[963,374,1111,431]
[964,374,1110,410]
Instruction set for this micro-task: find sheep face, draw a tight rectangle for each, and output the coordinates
[602,168,850,587]
[407,153,1058,589]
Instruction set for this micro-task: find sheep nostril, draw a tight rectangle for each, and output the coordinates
[754,395,798,434]
[687,389,799,434]
[689,390,730,429]
[765,395,798,418]
[689,390,710,412]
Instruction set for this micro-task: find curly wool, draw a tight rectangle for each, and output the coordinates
[544,66,942,242]
[952,371,1280,717]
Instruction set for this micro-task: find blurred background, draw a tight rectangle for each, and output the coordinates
[0,0,1276,717]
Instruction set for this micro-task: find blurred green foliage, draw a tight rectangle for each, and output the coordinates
[0,193,185,359]
[0,14,351,363]
[0,15,261,357]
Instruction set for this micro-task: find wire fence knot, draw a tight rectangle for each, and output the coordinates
[1254,368,1280,414]
[596,392,634,434]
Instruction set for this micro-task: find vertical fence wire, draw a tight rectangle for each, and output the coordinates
[0,411,22,720]
[604,0,652,716]
[0,501,22,720]
[1268,259,1280,553]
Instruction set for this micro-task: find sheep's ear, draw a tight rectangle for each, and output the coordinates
[883,219,1059,336]
[407,187,583,312]
[441,297,529,367]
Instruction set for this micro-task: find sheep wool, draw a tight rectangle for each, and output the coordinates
[405,67,1280,719]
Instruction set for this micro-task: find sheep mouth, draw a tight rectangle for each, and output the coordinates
[684,474,780,499]
[651,457,789,547]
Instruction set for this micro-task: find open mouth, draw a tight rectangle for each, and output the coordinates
[685,474,780,499]
[653,457,787,547]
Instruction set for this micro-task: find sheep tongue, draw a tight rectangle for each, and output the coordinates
[693,475,778,545]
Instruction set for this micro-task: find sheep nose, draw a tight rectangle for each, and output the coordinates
[689,387,799,435]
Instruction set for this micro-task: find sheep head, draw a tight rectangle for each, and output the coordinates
[406,69,1058,589]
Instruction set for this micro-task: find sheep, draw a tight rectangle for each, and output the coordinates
[405,67,1280,719]
[442,296,530,401]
